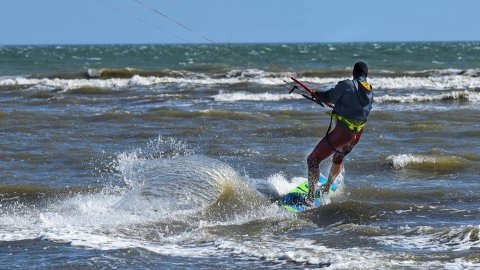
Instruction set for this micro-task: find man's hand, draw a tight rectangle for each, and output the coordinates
[311,91,321,101]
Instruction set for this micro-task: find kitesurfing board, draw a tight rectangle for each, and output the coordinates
[279,174,338,213]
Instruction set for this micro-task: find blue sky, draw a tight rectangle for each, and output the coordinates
[1,0,479,44]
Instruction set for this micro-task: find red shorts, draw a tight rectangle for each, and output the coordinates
[307,123,363,169]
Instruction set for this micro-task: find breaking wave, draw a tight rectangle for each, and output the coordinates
[1,68,479,95]
[385,154,469,172]
[375,90,480,103]
[212,90,301,102]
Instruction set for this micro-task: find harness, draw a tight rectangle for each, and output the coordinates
[332,113,366,133]
[324,112,365,154]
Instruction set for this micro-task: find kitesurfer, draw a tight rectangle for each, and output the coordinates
[306,62,373,205]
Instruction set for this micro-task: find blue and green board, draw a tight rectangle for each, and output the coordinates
[280,175,338,213]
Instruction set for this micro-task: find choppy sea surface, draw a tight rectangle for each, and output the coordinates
[1,43,479,269]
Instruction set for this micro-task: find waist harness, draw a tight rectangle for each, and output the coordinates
[325,112,365,154]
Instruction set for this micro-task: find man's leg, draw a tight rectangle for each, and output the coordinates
[327,162,343,186]
[306,125,356,202]
[323,130,363,192]
[307,139,333,203]
[322,153,345,192]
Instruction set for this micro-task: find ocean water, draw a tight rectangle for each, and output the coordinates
[0,42,479,269]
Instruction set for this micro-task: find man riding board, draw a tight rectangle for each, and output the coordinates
[306,61,373,206]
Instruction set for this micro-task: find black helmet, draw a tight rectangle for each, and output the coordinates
[353,62,368,77]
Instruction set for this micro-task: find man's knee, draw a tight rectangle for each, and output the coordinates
[332,144,355,164]
[332,153,345,164]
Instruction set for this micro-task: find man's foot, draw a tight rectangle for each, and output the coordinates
[322,180,333,193]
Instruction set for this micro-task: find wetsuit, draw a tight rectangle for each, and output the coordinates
[307,77,373,170]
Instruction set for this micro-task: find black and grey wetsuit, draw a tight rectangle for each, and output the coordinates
[316,77,373,123]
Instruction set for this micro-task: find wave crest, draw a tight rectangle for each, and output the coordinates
[212,90,301,102]
[376,90,480,103]
[1,68,480,95]
[386,154,468,172]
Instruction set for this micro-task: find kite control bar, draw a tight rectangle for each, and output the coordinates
[289,77,333,108]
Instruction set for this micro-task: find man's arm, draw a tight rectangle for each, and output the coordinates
[313,81,346,105]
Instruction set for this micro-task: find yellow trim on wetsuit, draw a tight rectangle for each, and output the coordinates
[360,81,372,91]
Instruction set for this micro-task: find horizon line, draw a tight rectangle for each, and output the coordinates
[1,40,480,47]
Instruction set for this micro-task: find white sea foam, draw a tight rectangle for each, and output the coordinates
[261,173,305,197]
[300,75,480,91]
[212,90,302,102]
[375,225,480,252]
[113,135,194,187]
[224,68,271,79]
[386,154,436,169]
[212,238,411,269]
[376,74,480,90]
[261,172,344,200]
[0,74,286,91]
[386,153,466,171]
[1,70,480,93]
[212,89,480,103]
[375,90,480,103]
